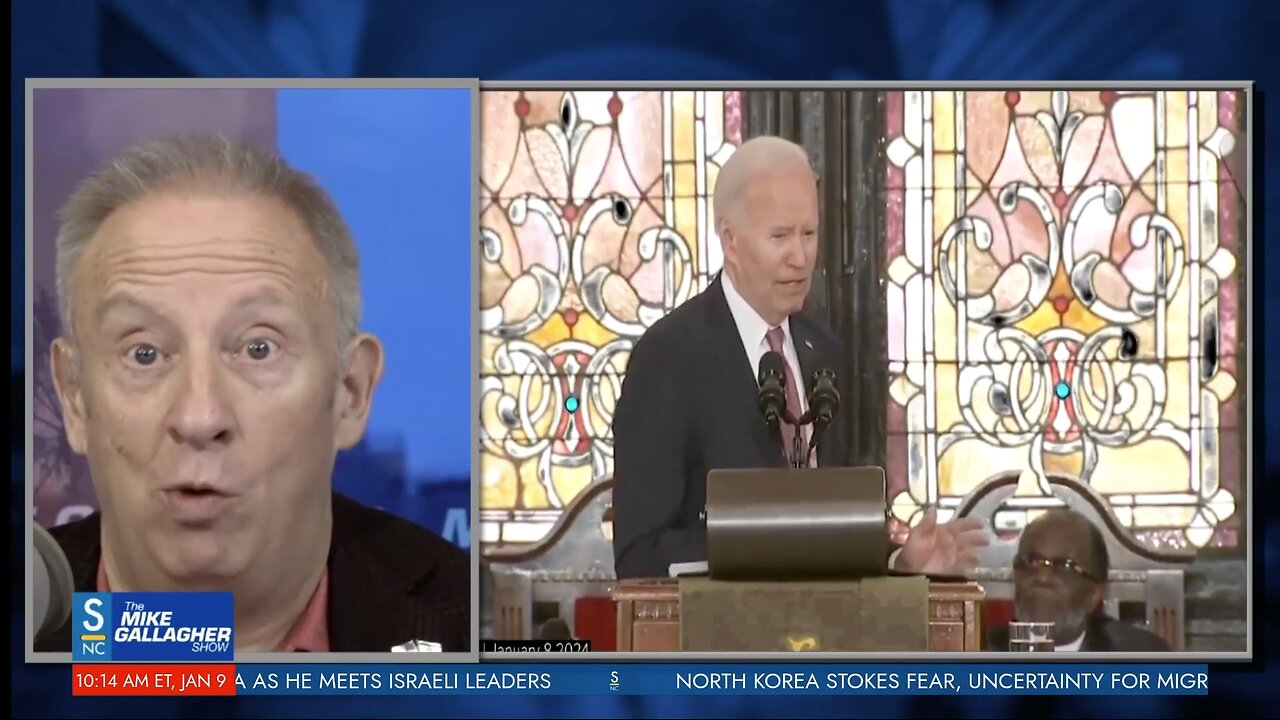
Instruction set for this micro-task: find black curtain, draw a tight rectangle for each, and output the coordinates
[743,90,888,467]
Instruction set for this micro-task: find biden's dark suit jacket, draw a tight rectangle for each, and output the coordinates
[34,492,471,653]
[611,276,852,580]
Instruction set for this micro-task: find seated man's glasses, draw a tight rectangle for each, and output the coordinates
[1013,552,1100,583]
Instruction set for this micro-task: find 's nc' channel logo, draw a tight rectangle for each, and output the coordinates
[74,593,112,660]
[610,671,620,692]
[72,591,235,662]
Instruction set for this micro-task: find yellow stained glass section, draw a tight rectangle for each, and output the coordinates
[479,91,742,543]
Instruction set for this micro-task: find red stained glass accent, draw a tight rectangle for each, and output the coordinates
[514,96,530,118]
[1220,162,1243,223]
[887,388,907,432]
[607,93,623,119]
[1004,91,1021,108]
[1219,90,1237,126]
[1052,188,1069,209]
[1218,91,1246,241]
[1043,338,1082,443]
[562,308,580,327]
[1209,527,1238,548]
[724,92,743,145]
[1219,174,1240,397]
[1100,90,1117,107]
[551,352,593,455]
[885,91,904,190]
[1218,274,1239,359]
[562,203,579,222]
[552,436,591,456]
[888,517,909,545]
[1219,350,1237,386]
[1220,428,1240,496]
[884,188,904,260]
[1051,295,1072,316]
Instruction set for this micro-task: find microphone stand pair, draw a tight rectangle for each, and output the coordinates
[755,353,839,470]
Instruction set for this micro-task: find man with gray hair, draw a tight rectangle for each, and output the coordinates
[989,508,1168,652]
[611,135,988,580]
[36,136,469,653]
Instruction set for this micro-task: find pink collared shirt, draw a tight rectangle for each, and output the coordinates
[96,561,330,652]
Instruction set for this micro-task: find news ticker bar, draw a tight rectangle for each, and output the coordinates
[72,663,1210,697]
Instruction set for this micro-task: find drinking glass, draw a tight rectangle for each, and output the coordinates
[1008,621,1055,652]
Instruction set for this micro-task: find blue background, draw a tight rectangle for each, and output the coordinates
[276,88,473,485]
[11,0,1276,718]
[277,87,473,545]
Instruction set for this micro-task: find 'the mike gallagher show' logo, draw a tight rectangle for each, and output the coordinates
[72,592,234,662]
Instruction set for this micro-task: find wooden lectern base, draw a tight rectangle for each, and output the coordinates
[613,578,985,652]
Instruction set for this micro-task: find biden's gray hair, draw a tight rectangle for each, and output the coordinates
[712,135,813,226]
[54,135,361,344]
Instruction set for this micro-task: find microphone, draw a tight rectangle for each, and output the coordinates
[756,351,793,427]
[799,368,840,463]
[33,522,75,641]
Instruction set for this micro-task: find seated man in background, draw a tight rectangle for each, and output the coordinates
[989,508,1169,652]
[37,136,469,653]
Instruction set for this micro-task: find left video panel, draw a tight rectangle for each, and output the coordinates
[25,81,480,662]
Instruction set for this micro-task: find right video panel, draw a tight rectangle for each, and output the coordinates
[477,87,1249,658]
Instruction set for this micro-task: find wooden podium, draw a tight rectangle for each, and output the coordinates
[613,578,985,652]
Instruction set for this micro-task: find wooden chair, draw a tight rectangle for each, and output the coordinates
[483,479,618,646]
[481,561,533,640]
[953,470,1195,650]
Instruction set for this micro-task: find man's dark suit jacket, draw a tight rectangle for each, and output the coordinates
[612,276,851,580]
[987,613,1170,652]
[34,492,471,653]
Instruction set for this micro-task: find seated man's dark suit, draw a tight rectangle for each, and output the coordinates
[987,613,1170,652]
[611,275,850,580]
[34,492,471,653]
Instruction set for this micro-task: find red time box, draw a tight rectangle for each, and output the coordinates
[72,664,237,696]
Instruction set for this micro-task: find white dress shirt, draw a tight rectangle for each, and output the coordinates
[1055,634,1085,652]
[720,272,814,464]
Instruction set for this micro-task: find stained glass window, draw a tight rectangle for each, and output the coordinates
[479,90,742,544]
[884,90,1245,550]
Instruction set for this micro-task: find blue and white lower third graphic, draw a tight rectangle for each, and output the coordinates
[72,592,235,662]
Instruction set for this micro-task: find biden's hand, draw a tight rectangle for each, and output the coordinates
[894,509,989,576]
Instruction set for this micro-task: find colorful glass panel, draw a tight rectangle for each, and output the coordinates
[884,90,1244,550]
[479,91,743,543]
